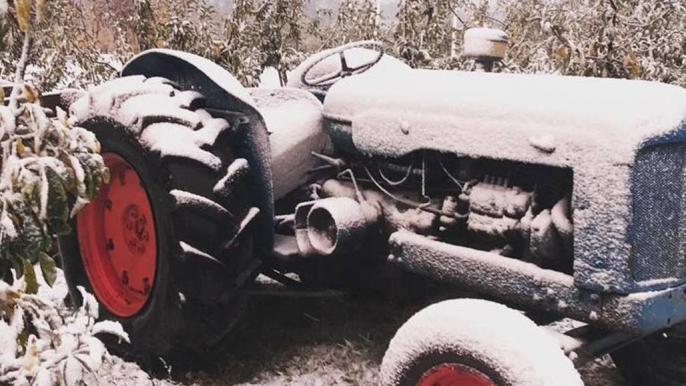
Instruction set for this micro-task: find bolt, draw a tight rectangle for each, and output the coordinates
[104,199,112,210]
[400,121,410,135]
[105,239,114,251]
[121,270,129,285]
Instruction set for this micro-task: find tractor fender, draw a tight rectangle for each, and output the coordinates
[122,49,274,257]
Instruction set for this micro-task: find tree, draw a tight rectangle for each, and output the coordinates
[220,0,311,86]
[0,0,119,91]
[393,0,456,68]
[333,0,381,44]
[495,0,686,86]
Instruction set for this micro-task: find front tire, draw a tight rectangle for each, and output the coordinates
[58,76,260,363]
[380,299,583,386]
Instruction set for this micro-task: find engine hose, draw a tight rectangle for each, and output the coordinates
[363,164,466,219]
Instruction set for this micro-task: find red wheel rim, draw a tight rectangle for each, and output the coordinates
[77,152,157,317]
[417,363,497,386]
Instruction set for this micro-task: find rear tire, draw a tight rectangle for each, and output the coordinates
[380,299,583,386]
[58,76,260,364]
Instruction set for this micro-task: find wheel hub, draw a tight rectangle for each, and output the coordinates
[418,363,497,386]
[77,152,157,317]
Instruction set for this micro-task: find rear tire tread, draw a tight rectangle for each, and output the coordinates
[61,75,257,364]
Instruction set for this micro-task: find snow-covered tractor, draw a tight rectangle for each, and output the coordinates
[53,29,686,386]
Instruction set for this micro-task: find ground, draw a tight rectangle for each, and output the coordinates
[37,270,629,386]
[165,279,629,386]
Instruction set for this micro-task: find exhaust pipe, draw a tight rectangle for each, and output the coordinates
[295,197,371,257]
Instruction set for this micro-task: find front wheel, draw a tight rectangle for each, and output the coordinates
[58,76,260,363]
[380,299,584,386]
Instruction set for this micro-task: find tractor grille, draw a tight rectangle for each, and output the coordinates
[631,142,686,283]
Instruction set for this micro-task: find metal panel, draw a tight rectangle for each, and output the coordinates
[389,229,686,335]
[631,143,686,283]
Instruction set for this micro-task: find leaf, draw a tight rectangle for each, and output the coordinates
[38,251,56,287]
[10,255,23,279]
[23,258,38,294]
[14,0,32,32]
[623,50,640,78]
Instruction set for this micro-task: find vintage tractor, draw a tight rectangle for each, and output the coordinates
[54,29,686,386]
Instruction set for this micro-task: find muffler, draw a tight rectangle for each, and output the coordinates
[295,197,371,257]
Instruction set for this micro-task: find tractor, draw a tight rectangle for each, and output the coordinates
[48,28,686,386]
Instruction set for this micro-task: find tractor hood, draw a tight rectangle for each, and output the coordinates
[323,70,686,167]
[323,70,686,294]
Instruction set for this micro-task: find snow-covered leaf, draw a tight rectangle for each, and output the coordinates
[91,320,129,343]
[63,354,83,386]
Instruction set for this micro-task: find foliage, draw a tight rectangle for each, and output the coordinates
[0,280,129,386]
[333,0,380,44]
[2,0,684,89]
[500,0,686,86]
[0,0,109,293]
[221,0,311,86]
[0,95,108,293]
[0,0,117,91]
[393,0,456,68]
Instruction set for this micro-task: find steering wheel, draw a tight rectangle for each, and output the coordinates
[301,40,385,89]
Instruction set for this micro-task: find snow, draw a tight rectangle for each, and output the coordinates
[529,134,557,153]
[171,189,234,218]
[180,241,221,264]
[140,122,223,170]
[259,67,286,88]
[0,269,135,386]
[214,158,250,198]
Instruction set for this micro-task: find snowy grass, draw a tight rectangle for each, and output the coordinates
[173,280,628,386]
[7,269,630,386]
